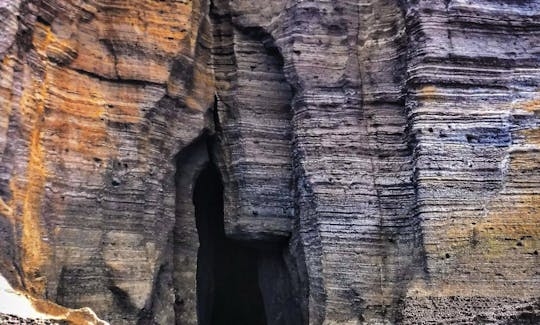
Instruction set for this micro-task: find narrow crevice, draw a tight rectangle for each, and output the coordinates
[212,94,222,133]
[70,66,166,87]
[100,39,120,79]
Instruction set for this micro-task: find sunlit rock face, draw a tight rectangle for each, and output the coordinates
[0,0,539,324]
[0,274,108,324]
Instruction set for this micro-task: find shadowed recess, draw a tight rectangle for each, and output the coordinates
[193,162,267,325]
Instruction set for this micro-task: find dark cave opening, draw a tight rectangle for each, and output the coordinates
[193,162,267,325]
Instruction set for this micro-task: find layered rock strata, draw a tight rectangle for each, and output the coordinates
[0,0,539,324]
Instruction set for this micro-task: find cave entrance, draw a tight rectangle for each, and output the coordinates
[193,162,267,325]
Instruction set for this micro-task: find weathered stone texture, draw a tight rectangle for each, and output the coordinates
[0,0,539,324]
[0,314,60,325]
[0,0,214,323]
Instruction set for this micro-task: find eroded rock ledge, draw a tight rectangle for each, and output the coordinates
[0,0,539,324]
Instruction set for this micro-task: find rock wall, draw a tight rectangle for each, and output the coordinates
[0,0,214,323]
[0,0,539,324]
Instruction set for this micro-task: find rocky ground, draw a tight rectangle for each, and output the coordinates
[0,314,61,325]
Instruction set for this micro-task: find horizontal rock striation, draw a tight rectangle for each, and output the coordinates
[0,0,214,323]
[211,0,295,240]
[0,0,539,324]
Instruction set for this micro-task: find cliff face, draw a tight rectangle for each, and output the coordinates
[0,0,539,324]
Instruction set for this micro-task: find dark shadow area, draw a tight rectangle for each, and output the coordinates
[194,162,267,325]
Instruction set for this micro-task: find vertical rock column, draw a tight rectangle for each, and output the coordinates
[273,0,422,323]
